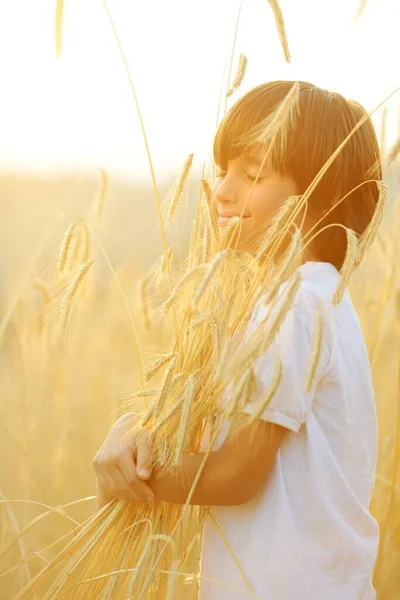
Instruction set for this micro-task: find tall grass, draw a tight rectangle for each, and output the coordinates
[0,1,399,599]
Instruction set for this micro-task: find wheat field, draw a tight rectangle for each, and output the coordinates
[1,1,400,599]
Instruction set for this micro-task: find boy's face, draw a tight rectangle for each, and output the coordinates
[211,152,299,254]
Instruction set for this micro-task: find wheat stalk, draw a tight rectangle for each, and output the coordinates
[267,0,291,63]
[33,279,52,305]
[258,271,302,355]
[353,0,368,22]
[55,0,64,58]
[174,375,196,464]
[355,182,388,267]
[249,359,282,422]
[333,229,358,305]
[262,227,302,306]
[92,168,109,222]
[388,137,400,165]
[226,54,248,97]
[306,311,323,392]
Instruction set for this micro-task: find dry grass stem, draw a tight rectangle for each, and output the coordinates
[258,272,302,355]
[306,311,323,392]
[92,168,109,222]
[380,106,388,155]
[355,182,388,267]
[55,0,64,58]
[174,375,196,464]
[226,54,248,97]
[388,137,400,165]
[250,359,282,422]
[333,229,358,305]
[33,279,52,305]
[353,0,368,22]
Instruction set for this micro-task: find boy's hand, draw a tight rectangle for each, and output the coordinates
[92,412,155,506]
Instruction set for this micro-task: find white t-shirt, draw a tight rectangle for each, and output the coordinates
[199,261,379,600]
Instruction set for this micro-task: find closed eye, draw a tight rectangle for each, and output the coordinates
[246,174,265,183]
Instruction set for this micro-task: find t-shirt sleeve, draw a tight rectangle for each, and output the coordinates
[241,292,331,433]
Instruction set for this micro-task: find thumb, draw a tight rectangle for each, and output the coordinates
[135,434,153,480]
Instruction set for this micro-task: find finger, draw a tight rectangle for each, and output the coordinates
[106,468,140,503]
[119,453,155,503]
[135,433,153,480]
[97,481,114,509]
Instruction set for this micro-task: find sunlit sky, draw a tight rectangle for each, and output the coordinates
[0,0,399,181]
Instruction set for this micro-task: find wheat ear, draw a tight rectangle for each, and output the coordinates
[71,221,90,267]
[226,54,248,97]
[163,265,206,312]
[192,250,228,309]
[201,179,220,241]
[160,245,175,274]
[59,259,95,332]
[267,0,290,62]
[150,394,186,435]
[153,356,178,419]
[145,352,175,382]
[167,153,194,223]
[139,274,151,331]
[57,222,78,275]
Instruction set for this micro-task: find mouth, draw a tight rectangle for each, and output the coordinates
[218,215,250,226]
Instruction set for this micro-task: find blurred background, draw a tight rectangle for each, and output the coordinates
[1,0,400,288]
[1,1,400,598]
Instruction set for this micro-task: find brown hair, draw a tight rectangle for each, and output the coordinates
[213,80,382,269]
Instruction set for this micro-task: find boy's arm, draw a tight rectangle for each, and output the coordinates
[148,417,286,506]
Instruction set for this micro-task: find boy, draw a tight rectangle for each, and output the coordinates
[93,81,381,599]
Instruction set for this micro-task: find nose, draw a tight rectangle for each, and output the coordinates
[213,174,239,206]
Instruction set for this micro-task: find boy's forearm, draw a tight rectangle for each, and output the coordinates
[148,450,247,506]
